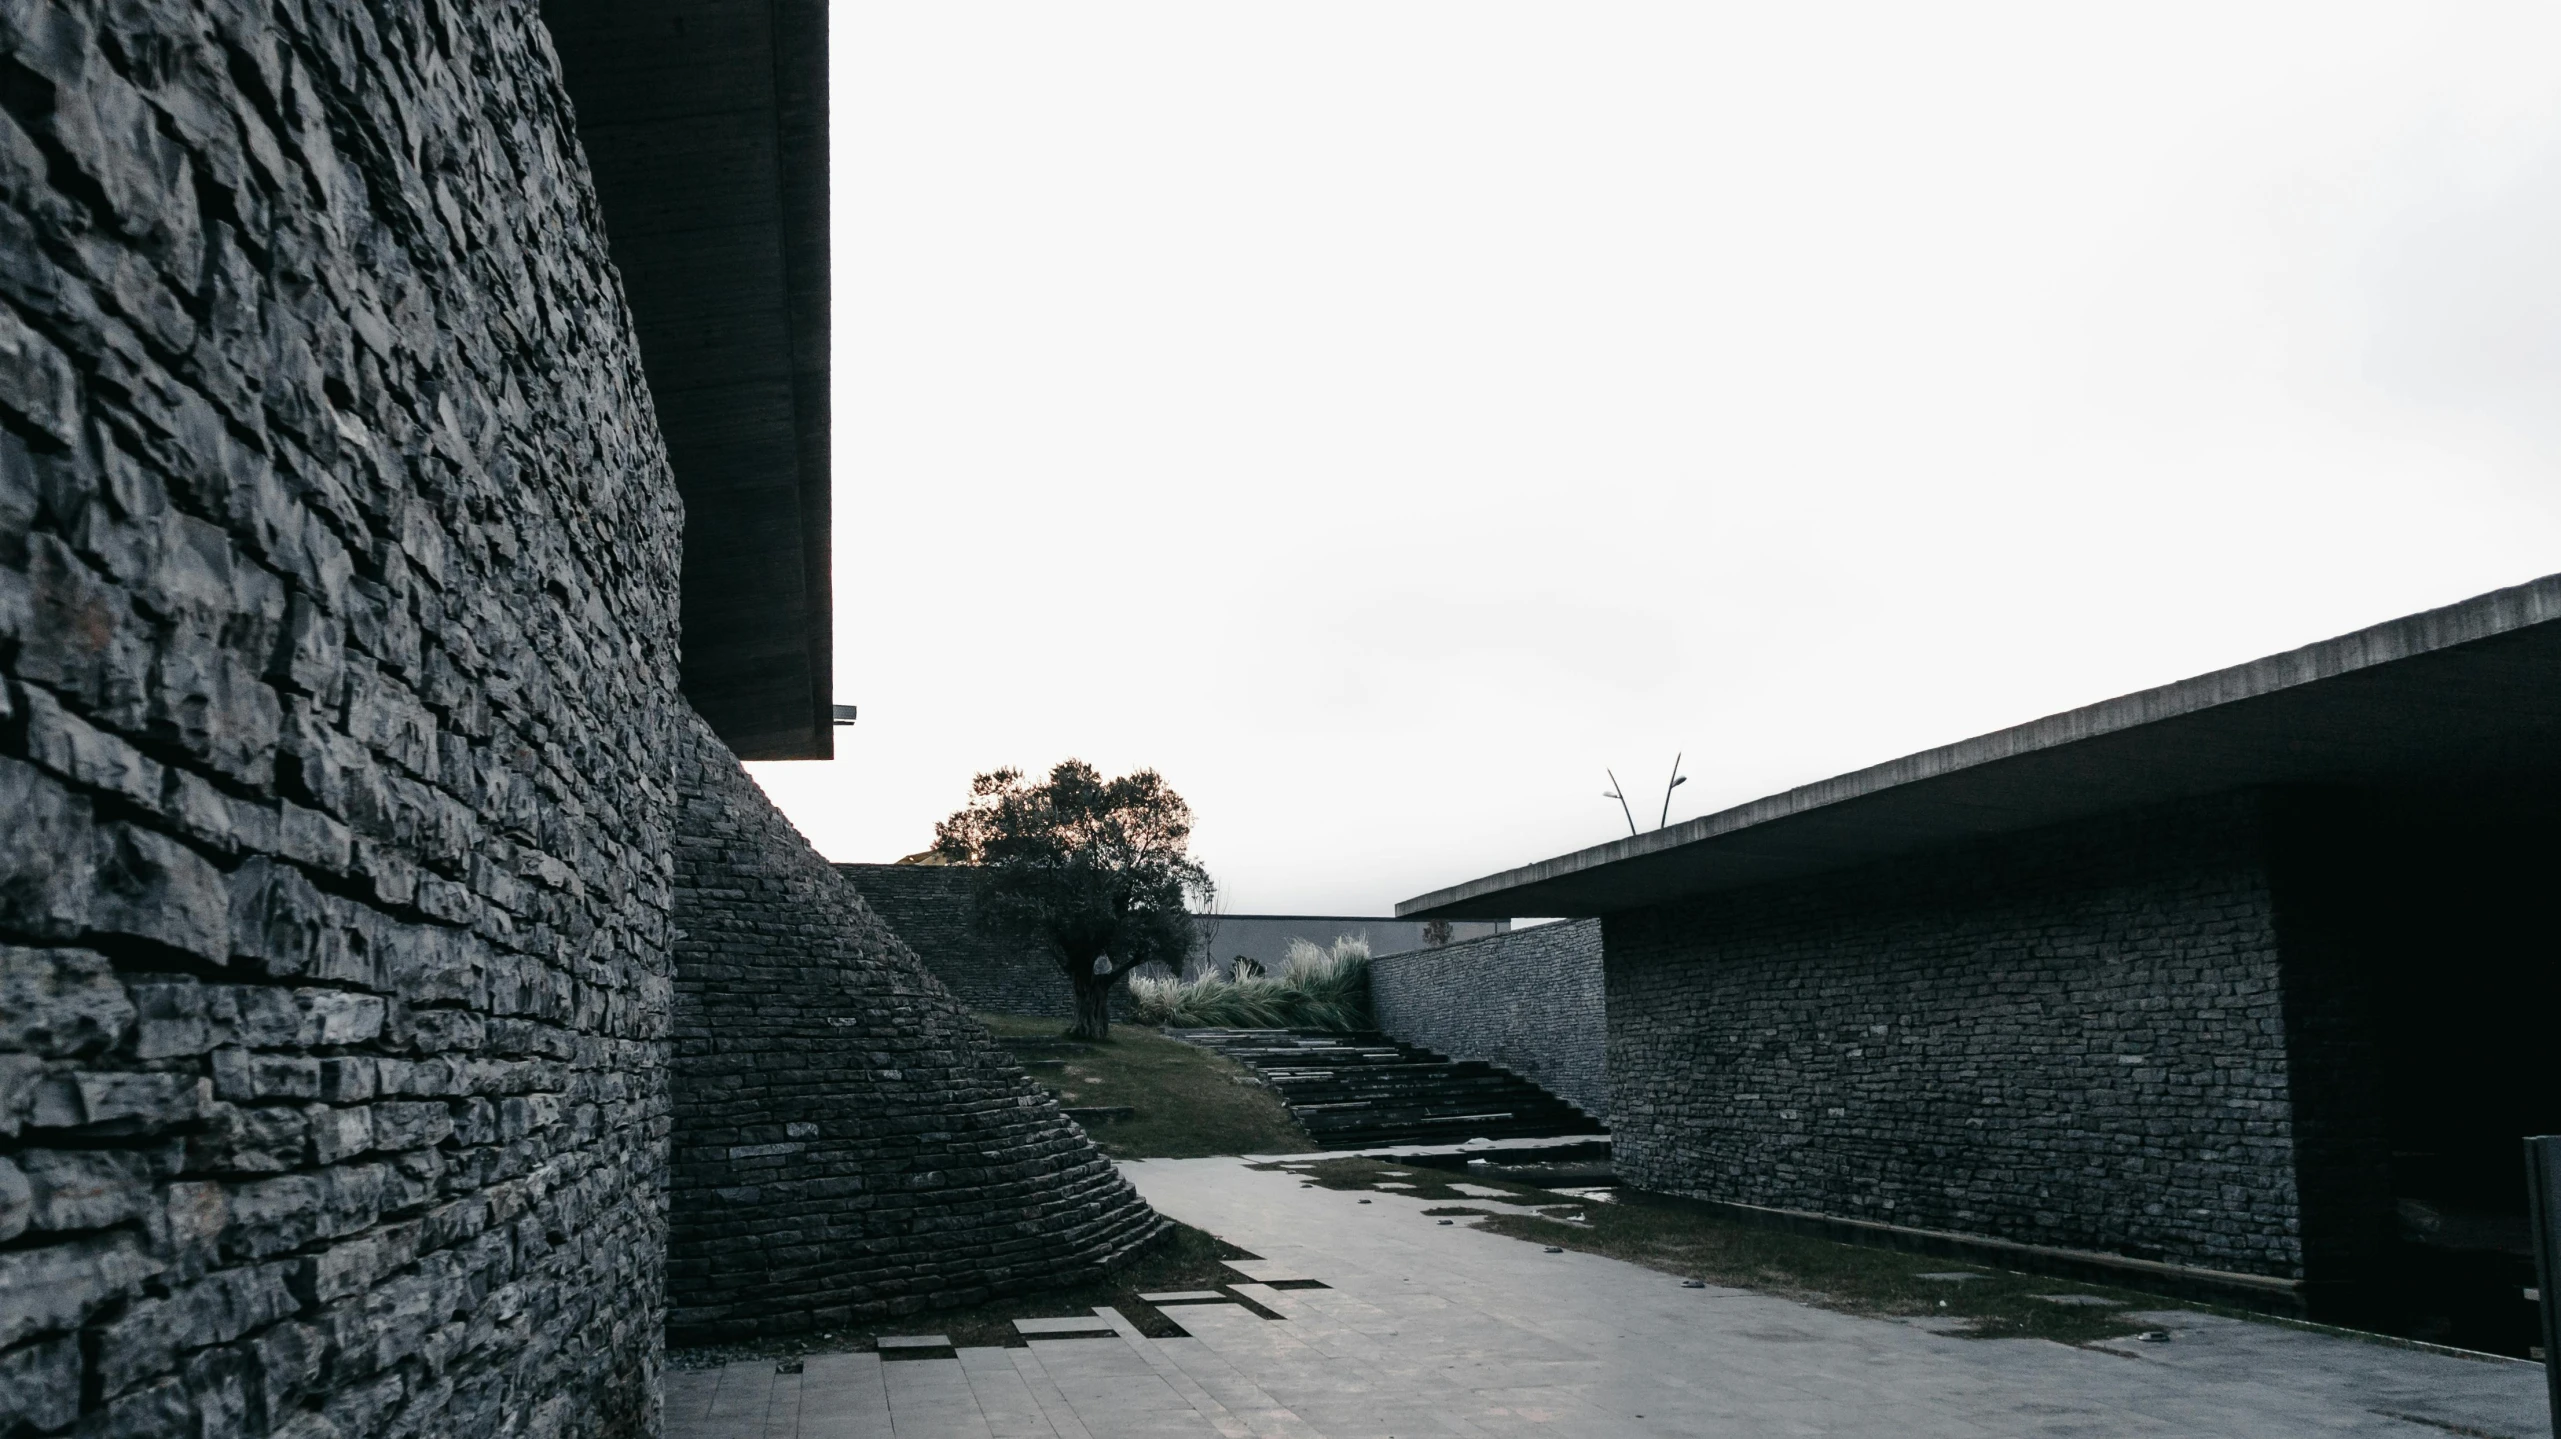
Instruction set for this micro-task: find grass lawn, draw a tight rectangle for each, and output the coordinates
[1265,1156,2180,1345]
[972,1012,1311,1160]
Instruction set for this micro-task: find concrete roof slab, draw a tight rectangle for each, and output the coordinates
[1400,573,2561,919]
[545,0,833,758]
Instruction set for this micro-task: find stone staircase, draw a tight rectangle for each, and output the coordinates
[1169,1029,1605,1149]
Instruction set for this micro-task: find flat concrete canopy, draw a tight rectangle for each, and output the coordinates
[1400,573,2561,920]
[545,0,833,759]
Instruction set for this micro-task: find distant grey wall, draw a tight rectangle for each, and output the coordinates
[1201,915,1510,978]
[824,884,1516,1016]
[1371,921,1607,1121]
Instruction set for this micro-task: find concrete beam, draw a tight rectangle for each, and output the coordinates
[1400,573,2561,918]
[544,0,834,759]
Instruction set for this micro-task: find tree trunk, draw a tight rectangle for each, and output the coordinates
[1067,966,1115,1041]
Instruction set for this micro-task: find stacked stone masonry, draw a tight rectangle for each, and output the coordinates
[833,863,1077,1019]
[0,2,682,1436]
[1370,921,1609,1123]
[670,718,1164,1345]
[1606,793,2312,1279]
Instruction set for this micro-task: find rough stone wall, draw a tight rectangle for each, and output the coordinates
[0,4,681,1437]
[834,863,1075,1018]
[671,717,1164,1344]
[1607,794,2309,1279]
[1371,921,1608,1122]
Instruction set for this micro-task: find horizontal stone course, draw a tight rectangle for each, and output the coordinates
[1370,919,1608,1123]
[670,715,1165,1344]
[0,0,676,1432]
[1607,793,2306,1277]
[835,862,1117,1019]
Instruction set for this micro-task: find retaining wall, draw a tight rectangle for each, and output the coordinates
[1370,922,1608,1122]
[1605,793,2313,1279]
[0,4,678,1434]
[834,863,1075,1018]
[671,723,1164,1343]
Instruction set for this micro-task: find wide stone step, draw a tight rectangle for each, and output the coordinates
[1265,1075,1543,1096]
[1281,1077,1560,1097]
[1298,1101,1591,1130]
[1169,1027,1606,1149]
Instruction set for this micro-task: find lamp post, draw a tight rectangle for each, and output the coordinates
[1602,771,1637,836]
[1605,757,1690,835]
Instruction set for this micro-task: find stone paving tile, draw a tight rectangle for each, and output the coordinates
[1023,1333,1207,1427]
[1005,1347,1096,1439]
[677,1360,783,1439]
[667,1366,726,1435]
[1090,1305,1260,1438]
[676,1156,2551,1438]
[884,1356,993,1439]
[1145,1336,1329,1439]
[1016,1317,1124,1336]
[762,1370,804,1439]
[957,1346,1059,1438]
[797,1352,891,1439]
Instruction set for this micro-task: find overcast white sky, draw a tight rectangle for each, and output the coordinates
[746,1,2561,915]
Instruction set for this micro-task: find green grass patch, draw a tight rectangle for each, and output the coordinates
[669,1221,1259,1368]
[1270,1156,2175,1344]
[973,1012,1311,1159]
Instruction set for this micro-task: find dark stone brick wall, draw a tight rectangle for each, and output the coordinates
[1607,793,2313,1279]
[834,863,1075,1018]
[671,718,1164,1344]
[1371,921,1608,1122]
[0,4,678,1436]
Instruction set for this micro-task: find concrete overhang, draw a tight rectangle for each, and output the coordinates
[544,0,833,759]
[1399,573,2561,920]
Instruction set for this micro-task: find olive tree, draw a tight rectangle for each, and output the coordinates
[932,760,1212,1041]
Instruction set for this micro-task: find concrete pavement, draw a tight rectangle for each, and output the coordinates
[668,1155,2550,1438]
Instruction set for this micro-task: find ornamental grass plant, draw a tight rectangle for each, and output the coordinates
[1129,936,1374,1030]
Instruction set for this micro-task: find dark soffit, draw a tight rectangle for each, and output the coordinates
[1398,573,2561,920]
[542,0,833,760]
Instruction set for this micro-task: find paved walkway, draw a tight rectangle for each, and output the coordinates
[669,1156,2551,1439]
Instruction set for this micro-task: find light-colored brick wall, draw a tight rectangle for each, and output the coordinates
[1372,921,1607,1122]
